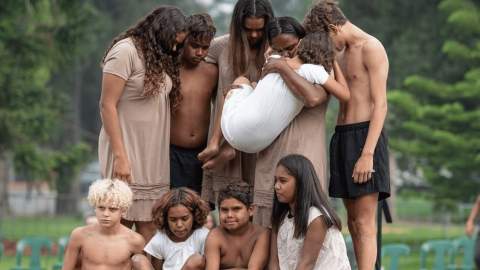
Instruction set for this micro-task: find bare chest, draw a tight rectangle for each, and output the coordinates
[81,236,132,266]
[220,234,257,267]
[179,70,216,103]
[338,48,369,86]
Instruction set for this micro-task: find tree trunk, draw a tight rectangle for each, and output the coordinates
[0,149,11,217]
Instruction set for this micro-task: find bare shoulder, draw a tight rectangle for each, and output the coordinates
[207,227,224,240]
[69,225,90,244]
[125,227,146,245]
[253,225,270,240]
[362,37,388,63]
[199,61,219,77]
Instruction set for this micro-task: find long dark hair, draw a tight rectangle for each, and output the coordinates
[228,0,274,80]
[102,5,186,109]
[297,32,334,72]
[271,154,342,238]
[266,16,306,43]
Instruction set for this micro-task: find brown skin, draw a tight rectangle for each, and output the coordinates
[329,21,389,270]
[205,198,270,270]
[100,32,188,242]
[62,206,145,270]
[171,36,218,148]
[465,195,480,237]
[269,165,328,270]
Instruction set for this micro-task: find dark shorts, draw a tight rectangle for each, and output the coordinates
[329,121,390,201]
[170,144,204,194]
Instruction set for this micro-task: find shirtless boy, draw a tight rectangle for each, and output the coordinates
[170,13,218,194]
[205,184,270,270]
[304,1,390,269]
[304,0,390,270]
[62,179,147,270]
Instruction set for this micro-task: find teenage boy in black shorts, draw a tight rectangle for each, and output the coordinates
[304,1,390,269]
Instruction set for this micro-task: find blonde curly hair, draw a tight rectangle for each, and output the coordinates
[87,179,133,210]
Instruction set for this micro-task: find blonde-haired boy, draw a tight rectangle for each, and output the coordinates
[62,179,149,270]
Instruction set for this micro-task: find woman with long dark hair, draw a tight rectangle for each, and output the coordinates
[270,154,350,269]
[98,5,187,241]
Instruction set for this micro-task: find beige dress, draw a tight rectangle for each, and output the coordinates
[201,35,260,204]
[99,38,172,221]
[253,100,329,226]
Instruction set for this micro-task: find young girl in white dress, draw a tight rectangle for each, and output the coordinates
[144,188,210,270]
[269,154,351,270]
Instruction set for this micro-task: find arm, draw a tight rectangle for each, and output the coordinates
[151,257,164,270]
[204,231,221,270]
[198,75,224,164]
[61,228,83,270]
[248,229,271,270]
[99,73,132,182]
[295,218,328,270]
[322,61,350,102]
[262,57,328,108]
[352,41,389,183]
[466,196,480,236]
[131,233,146,255]
[267,230,280,270]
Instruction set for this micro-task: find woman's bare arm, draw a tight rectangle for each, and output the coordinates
[99,73,131,182]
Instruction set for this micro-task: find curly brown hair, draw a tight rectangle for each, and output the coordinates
[186,13,216,43]
[151,188,210,234]
[102,5,186,109]
[217,182,253,207]
[297,32,334,72]
[303,0,347,34]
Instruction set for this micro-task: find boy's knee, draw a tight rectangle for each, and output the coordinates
[131,254,152,270]
[182,254,205,270]
[233,76,250,85]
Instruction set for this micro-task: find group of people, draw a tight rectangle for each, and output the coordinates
[63,0,391,269]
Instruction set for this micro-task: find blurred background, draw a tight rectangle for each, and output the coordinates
[0,0,478,269]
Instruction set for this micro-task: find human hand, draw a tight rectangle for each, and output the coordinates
[261,56,287,78]
[113,156,132,183]
[466,221,475,237]
[352,153,374,184]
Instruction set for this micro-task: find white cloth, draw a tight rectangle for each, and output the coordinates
[221,64,329,153]
[144,228,209,270]
[277,207,351,270]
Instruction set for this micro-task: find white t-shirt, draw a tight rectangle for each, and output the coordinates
[221,64,329,153]
[277,207,351,270]
[144,227,209,270]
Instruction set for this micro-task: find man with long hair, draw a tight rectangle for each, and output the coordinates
[170,13,218,195]
[198,0,274,210]
[98,5,187,242]
[304,1,390,269]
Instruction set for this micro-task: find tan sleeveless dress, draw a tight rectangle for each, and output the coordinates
[99,38,172,221]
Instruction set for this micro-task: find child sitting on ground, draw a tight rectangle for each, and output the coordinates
[62,178,146,270]
[144,187,210,270]
[205,183,270,270]
[269,154,350,269]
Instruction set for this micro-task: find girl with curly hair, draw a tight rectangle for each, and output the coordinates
[98,5,187,242]
[145,188,210,270]
[220,30,350,153]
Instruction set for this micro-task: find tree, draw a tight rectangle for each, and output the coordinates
[388,0,480,208]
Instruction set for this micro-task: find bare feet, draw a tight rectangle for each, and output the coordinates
[202,143,236,170]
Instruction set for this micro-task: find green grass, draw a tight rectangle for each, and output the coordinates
[1,216,83,240]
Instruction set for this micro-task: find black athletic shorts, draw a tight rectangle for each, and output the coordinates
[329,121,390,201]
[170,144,204,194]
